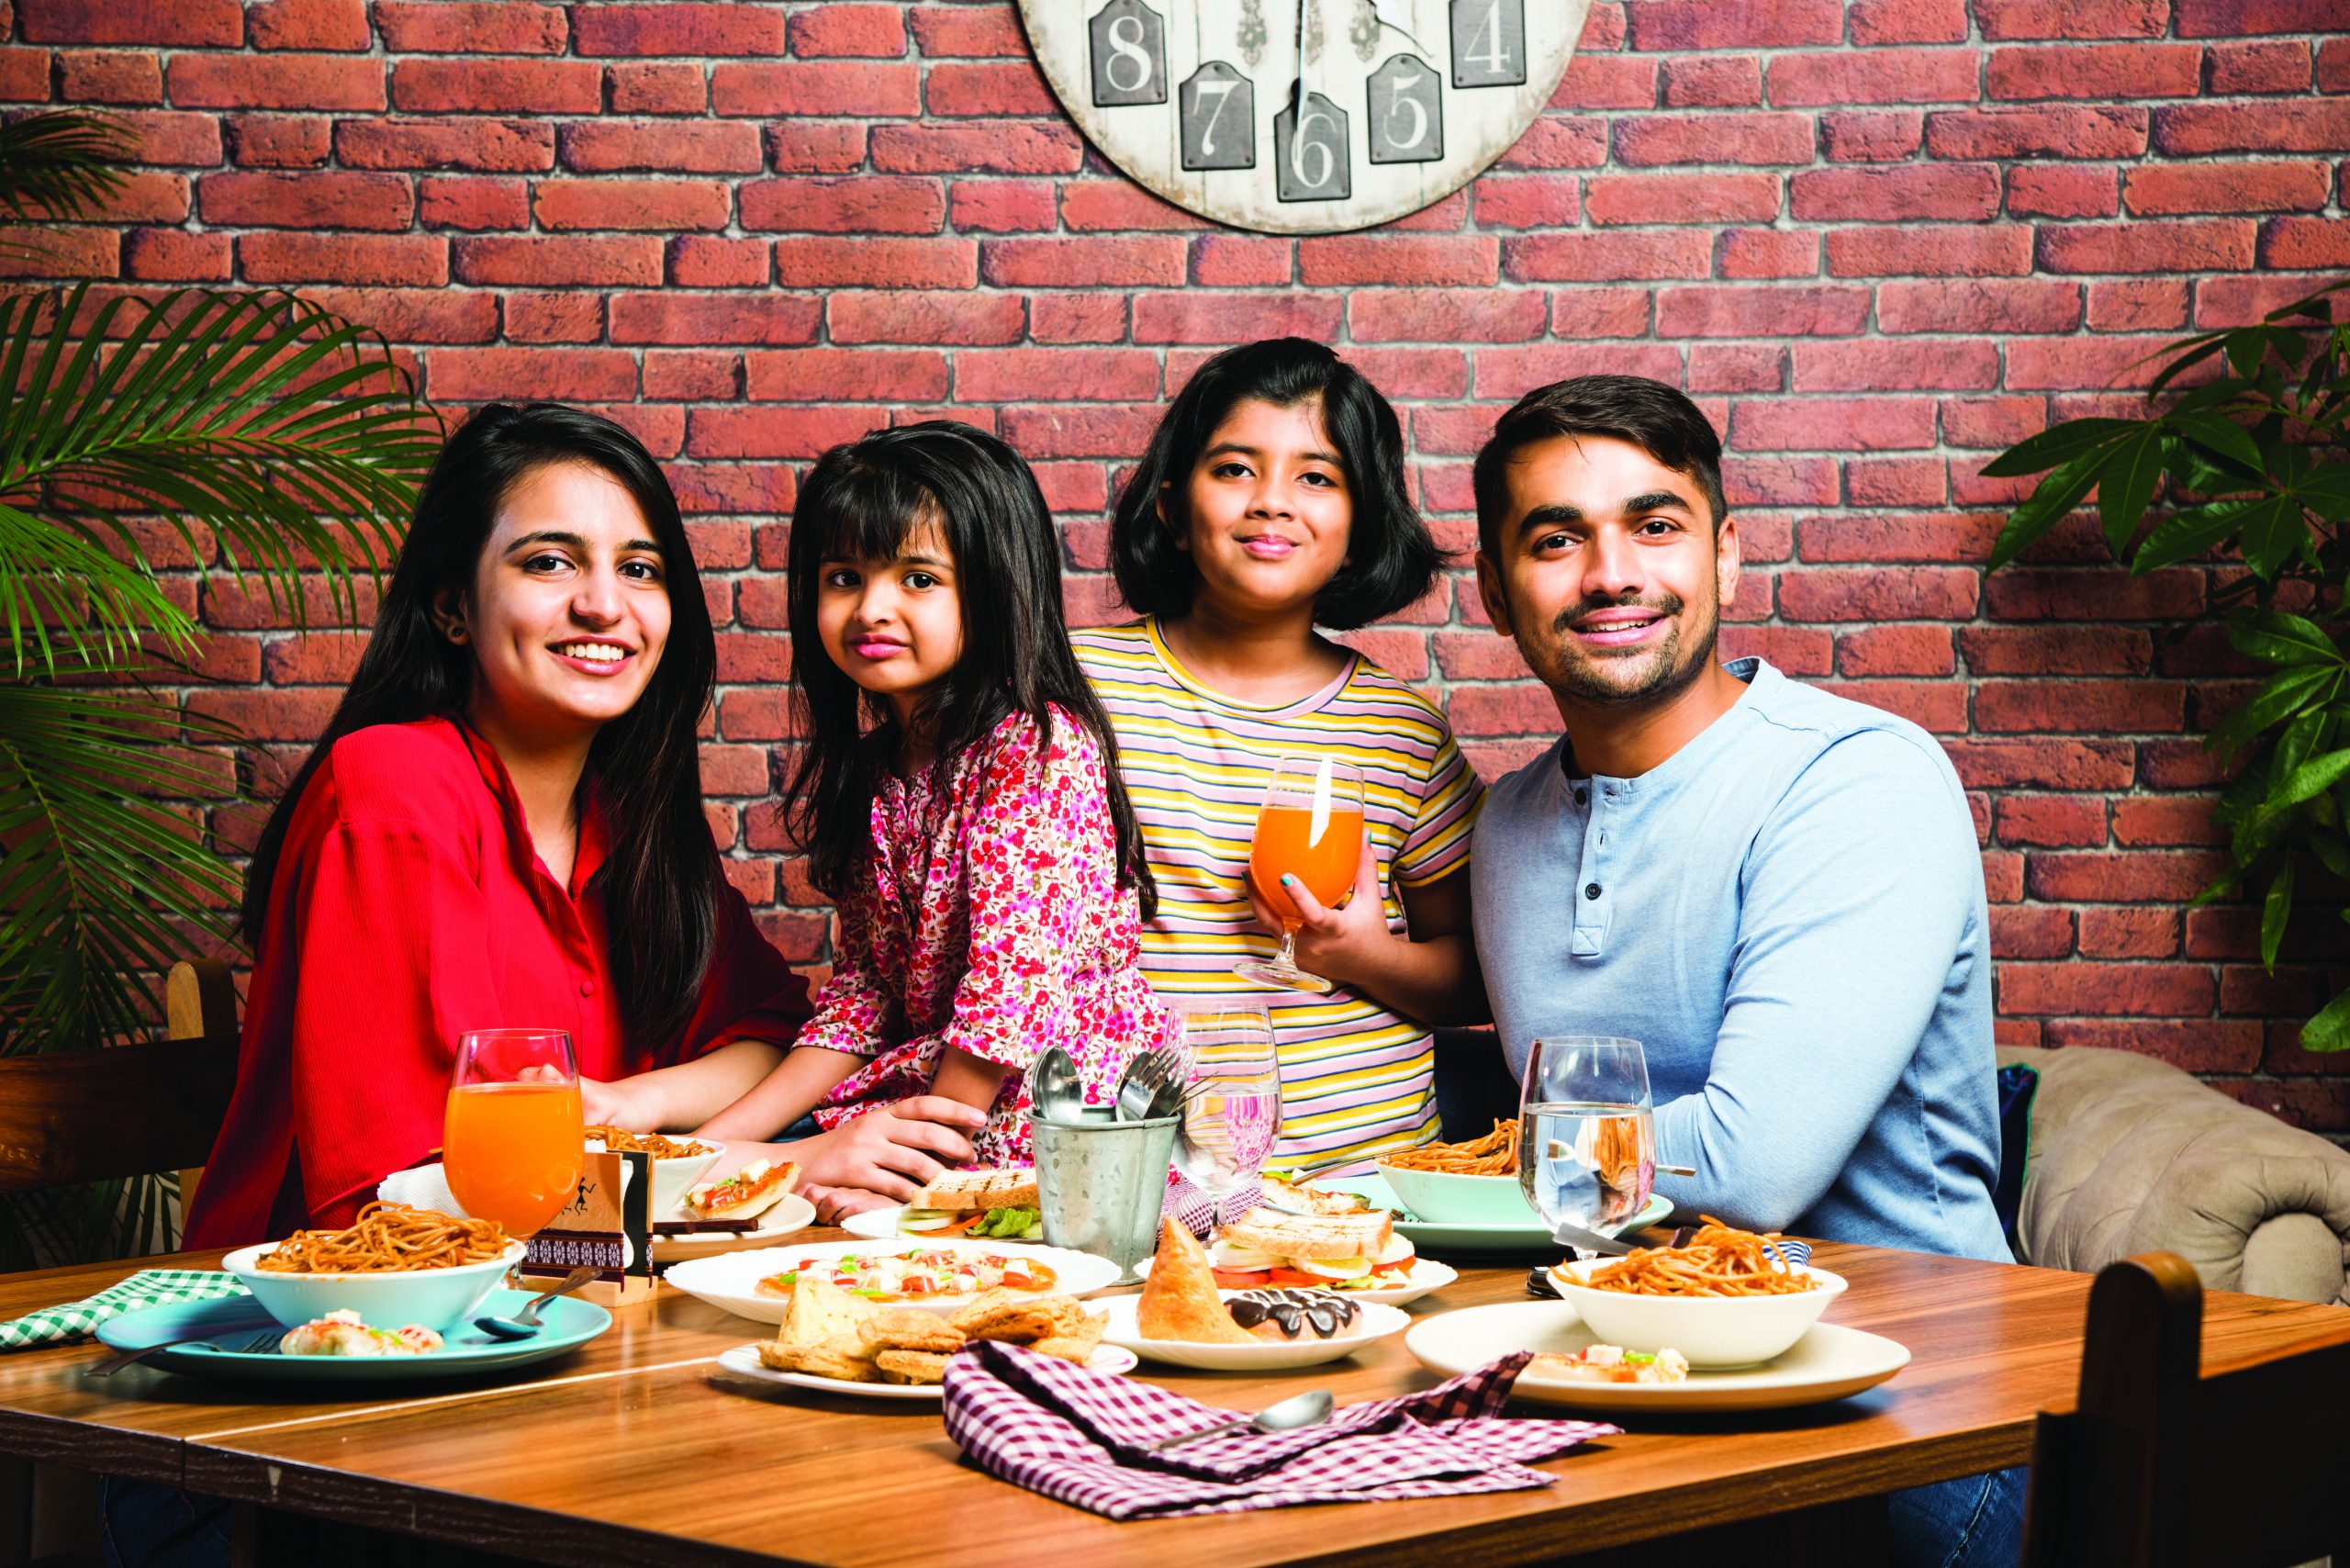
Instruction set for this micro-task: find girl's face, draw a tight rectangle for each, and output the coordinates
[1168,395,1353,622]
[815,517,965,725]
[442,461,672,745]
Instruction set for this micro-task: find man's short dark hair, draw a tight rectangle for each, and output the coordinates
[1471,375,1729,561]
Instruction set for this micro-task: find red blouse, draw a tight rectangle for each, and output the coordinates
[185,718,811,1248]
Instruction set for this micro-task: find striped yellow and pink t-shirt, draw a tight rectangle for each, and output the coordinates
[1073,619,1485,1174]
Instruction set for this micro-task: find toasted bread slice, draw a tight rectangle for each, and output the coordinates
[687,1158,800,1222]
[777,1275,871,1366]
[1218,1206,1393,1262]
[1136,1216,1255,1344]
[909,1168,1040,1214]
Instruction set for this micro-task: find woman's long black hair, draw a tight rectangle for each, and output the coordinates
[1110,337,1443,630]
[240,402,723,1045]
[783,420,1155,917]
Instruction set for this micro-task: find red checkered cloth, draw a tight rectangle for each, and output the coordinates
[1159,1170,1262,1238]
[940,1343,1621,1520]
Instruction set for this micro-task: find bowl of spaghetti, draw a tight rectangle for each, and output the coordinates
[585,1125,723,1218]
[1548,1217,1842,1369]
[1374,1122,1539,1225]
[222,1202,524,1332]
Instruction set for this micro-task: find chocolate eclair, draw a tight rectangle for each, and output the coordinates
[1227,1287,1361,1341]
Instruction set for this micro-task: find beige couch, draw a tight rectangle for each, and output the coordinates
[2001,1044,2350,1307]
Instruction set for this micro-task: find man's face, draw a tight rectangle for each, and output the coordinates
[1475,432,1739,708]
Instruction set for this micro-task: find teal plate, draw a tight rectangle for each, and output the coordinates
[1320,1173,1674,1255]
[95,1289,611,1384]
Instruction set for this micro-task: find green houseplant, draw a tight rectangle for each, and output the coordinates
[1985,284,2350,1050]
[0,112,440,1263]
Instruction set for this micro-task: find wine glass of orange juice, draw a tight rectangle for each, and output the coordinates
[1234,754,1365,994]
[445,1028,584,1238]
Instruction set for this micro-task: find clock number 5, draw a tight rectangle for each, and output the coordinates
[1089,0,1167,106]
[1368,55,1443,164]
[1181,62,1256,171]
[1449,0,1528,88]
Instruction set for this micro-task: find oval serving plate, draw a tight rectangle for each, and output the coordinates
[1094,1293,1412,1371]
[1405,1300,1908,1413]
[1315,1173,1673,1255]
[1131,1254,1458,1309]
[663,1238,1123,1325]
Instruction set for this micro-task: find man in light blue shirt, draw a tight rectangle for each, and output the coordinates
[1467,375,2018,1568]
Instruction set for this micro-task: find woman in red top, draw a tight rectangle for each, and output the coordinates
[186,404,984,1247]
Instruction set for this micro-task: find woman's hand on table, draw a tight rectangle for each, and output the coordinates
[783,1096,986,1204]
[800,1182,896,1225]
[576,1074,653,1129]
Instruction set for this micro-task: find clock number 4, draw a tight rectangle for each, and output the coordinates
[1368,55,1442,163]
[1181,62,1256,171]
[1450,0,1527,88]
[1274,90,1349,202]
[1089,0,1167,106]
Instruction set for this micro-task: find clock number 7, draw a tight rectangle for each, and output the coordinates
[1180,61,1255,171]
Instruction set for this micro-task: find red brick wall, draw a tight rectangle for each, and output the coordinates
[8,0,2347,1128]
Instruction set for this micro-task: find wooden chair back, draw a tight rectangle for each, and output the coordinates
[2021,1249,2350,1568]
[0,958,238,1200]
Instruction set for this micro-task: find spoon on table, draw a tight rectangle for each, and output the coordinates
[1027,1047,1085,1125]
[472,1267,598,1340]
[1146,1388,1335,1451]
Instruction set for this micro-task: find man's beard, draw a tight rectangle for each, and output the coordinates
[1532,590,1719,707]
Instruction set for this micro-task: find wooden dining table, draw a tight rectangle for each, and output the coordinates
[0,1231,2343,1567]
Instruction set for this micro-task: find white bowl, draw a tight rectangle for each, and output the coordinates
[1372,1163,1539,1226]
[222,1240,526,1333]
[585,1135,723,1218]
[1549,1260,1845,1369]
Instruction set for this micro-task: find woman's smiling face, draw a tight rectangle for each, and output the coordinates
[1169,396,1354,622]
[445,460,672,744]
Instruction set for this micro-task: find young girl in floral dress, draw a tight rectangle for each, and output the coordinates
[698,421,1176,1210]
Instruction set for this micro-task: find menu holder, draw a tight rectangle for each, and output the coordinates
[521,1148,655,1306]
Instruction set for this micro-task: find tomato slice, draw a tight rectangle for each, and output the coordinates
[1266,1266,1326,1287]
[1212,1267,1271,1290]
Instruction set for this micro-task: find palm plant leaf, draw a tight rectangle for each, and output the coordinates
[0,111,132,268]
[0,283,442,678]
[0,679,242,1057]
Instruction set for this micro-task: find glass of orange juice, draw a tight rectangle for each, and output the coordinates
[1234,754,1364,994]
[445,1028,584,1238]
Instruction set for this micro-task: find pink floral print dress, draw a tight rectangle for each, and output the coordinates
[797,706,1179,1165]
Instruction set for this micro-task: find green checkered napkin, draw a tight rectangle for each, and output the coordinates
[0,1269,251,1350]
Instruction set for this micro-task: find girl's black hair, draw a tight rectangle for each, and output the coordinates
[784,420,1157,916]
[1108,338,1443,630]
[240,402,723,1045]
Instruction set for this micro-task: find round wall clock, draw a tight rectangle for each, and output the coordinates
[1020,0,1591,235]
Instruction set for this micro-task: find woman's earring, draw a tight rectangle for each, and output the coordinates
[446,624,467,644]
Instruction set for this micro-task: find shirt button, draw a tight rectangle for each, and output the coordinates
[578,980,595,997]
[1573,788,1588,806]
[1584,883,1602,900]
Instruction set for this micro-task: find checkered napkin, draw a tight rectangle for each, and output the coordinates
[1160,1171,1264,1238]
[941,1343,1621,1520]
[0,1270,250,1350]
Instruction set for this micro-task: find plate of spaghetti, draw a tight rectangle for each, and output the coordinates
[221,1202,525,1333]
[583,1125,724,1216]
[1548,1218,1844,1368]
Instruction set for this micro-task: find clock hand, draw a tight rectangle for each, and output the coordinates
[1365,0,1432,57]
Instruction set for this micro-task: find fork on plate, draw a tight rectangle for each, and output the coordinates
[91,1327,280,1376]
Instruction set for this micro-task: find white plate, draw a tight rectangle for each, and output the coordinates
[839,1206,1046,1245]
[651,1192,816,1266]
[1095,1292,1412,1370]
[712,1340,1138,1399]
[1131,1255,1459,1308]
[1405,1301,1909,1413]
[662,1238,1124,1325]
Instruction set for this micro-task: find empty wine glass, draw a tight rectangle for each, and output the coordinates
[1518,1036,1655,1238]
[1171,1001,1282,1227]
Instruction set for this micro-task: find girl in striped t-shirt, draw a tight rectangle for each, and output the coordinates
[1073,339,1487,1176]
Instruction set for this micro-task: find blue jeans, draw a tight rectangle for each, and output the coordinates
[1889,1465,2027,1568]
[99,1477,229,1568]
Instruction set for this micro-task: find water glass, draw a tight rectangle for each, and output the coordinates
[1517,1036,1655,1236]
[1171,1001,1282,1226]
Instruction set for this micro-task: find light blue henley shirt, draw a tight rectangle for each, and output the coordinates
[1471,658,2011,1263]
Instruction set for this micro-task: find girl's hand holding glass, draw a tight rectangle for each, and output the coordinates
[1235,756,1366,995]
